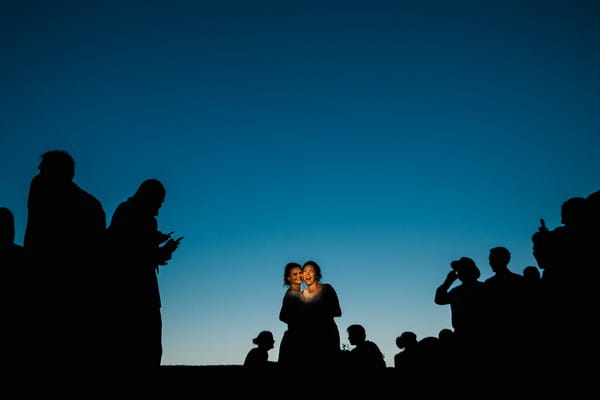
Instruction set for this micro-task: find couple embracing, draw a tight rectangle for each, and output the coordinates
[278,260,342,370]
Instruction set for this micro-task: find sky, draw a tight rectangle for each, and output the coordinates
[1,1,599,367]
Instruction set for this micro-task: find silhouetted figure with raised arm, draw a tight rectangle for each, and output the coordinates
[435,257,485,374]
[533,197,594,375]
[23,150,107,370]
[1,207,27,368]
[301,260,342,370]
[243,330,276,369]
[345,324,386,373]
[107,179,182,370]
[277,262,305,370]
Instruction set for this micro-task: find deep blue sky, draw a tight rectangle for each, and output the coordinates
[2,1,599,366]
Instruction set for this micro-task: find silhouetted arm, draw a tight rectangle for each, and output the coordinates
[279,291,293,323]
[156,237,181,266]
[325,284,342,317]
[435,271,457,305]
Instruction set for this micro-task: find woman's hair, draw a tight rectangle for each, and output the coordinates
[283,262,302,286]
[303,260,322,281]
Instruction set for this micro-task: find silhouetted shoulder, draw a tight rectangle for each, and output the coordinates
[322,283,337,293]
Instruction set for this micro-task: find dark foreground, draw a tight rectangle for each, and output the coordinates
[157,364,590,396]
[8,364,587,396]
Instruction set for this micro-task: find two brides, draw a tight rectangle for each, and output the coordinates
[278,260,342,369]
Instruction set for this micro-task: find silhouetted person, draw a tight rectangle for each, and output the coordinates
[243,330,276,369]
[523,265,541,282]
[277,262,305,369]
[482,247,526,369]
[416,336,441,377]
[533,197,588,291]
[394,331,418,373]
[107,179,182,370]
[437,328,456,364]
[345,324,386,373]
[23,150,107,369]
[435,257,485,373]
[301,260,342,369]
[1,207,27,368]
[530,194,598,385]
[554,196,596,384]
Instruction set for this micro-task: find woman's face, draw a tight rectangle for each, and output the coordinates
[287,267,303,286]
[302,265,317,285]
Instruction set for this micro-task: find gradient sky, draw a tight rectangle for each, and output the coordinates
[2,1,599,367]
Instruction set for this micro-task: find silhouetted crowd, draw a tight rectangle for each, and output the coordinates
[2,150,598,391]
[2,150,182,380]
[241,189,598,392]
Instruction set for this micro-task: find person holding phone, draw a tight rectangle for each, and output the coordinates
[107,178,183,370]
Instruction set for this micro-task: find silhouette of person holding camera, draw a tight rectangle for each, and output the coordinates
[435,257,485,374]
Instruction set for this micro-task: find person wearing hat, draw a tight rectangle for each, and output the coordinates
[244,330,276,368]
[434,256,485,371]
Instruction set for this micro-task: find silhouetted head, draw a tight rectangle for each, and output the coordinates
[302,260,322,281]
[396,331,417,349]
[38,150,75,182]
[253,331,275,349]
[438,328,454,341]
[0,207,15,245]
[489,246,511,272]
[133,179,166,216]
[450,257,481,282]
[523,266,541,281]
[418,336,439,350]
[560,197,587,227]
[283,262,302,286]
[347,324,367,346]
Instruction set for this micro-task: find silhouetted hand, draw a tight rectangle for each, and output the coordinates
[162,236,183,254]
[538,218,549,233]
[444,270,458,285]
[156,230,174,244]
[157,236,183,265]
